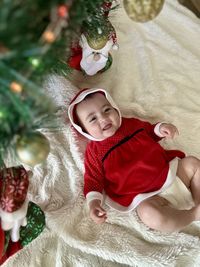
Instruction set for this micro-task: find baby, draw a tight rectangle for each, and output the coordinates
[68,88,200,233]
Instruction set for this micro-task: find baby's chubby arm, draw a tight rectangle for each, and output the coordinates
[159,123,179,139]
[89,199,107,224]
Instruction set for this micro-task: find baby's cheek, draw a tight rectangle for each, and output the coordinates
[88,128,101,139]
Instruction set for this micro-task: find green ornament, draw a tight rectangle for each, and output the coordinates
[123,0,165,23]
[16,132,50,167]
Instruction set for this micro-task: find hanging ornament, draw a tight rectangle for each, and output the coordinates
[15,132,50,167]
[10,81,23,93]
[123,0,165,23]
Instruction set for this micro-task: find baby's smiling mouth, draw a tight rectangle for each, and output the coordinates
[103,123,112,131]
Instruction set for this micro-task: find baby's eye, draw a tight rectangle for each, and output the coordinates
[89,116,96,123]
[104,107,112,113]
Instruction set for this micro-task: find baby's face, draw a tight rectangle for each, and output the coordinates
[76,93,121,140]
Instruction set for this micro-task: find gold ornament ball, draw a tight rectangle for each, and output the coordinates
[86,35,108,50]
[16,132,50,167]
[123,0,165,23]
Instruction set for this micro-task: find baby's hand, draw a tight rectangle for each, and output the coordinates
[159,123,179,139]
[89,199,107,224]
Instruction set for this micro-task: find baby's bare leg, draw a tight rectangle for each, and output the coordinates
[137,195,200,233]
[177,156,200,205]
[137,156,200,233]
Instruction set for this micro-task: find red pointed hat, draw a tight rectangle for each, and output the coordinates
[68,88,121,141]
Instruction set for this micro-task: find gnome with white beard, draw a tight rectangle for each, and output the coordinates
[79,26,118,76]
[67,1,119,76]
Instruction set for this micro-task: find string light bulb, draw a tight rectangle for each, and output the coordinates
[10,81,23,93]
[42,30,56,43]
[57,5,69,18]
[29,57,40,67]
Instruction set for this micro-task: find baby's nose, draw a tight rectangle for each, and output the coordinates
[99,114,108,123]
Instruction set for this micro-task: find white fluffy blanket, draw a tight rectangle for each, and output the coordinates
[3,0,200,266]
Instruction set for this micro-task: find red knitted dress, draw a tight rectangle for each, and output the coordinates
[84,117,185,208]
